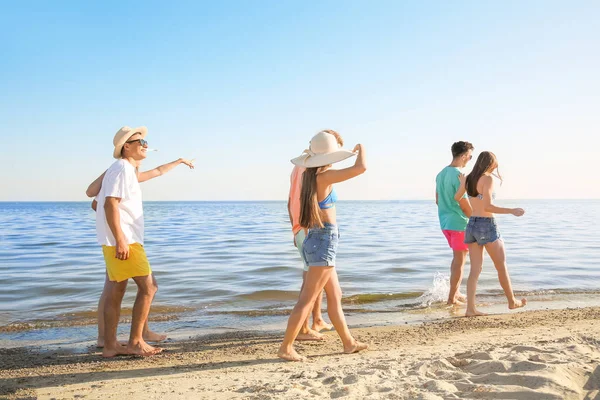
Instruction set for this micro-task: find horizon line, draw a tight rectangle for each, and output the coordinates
[1,199,599,203]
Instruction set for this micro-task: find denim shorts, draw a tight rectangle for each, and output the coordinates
[464,217,502,246]
[302,223,339,267]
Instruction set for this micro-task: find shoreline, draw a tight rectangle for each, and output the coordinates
[3,291,600,350]
[2,307,600,399]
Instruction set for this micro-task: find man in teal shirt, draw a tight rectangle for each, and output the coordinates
[436,141,474,305]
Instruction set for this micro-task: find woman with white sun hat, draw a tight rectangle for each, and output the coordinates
[278,130,369,362]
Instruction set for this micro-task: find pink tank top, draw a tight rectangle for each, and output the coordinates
[289,166,305,235]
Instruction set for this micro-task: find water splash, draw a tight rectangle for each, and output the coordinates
[417,272,450,307]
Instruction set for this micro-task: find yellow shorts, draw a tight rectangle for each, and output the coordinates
[102,243,152,282]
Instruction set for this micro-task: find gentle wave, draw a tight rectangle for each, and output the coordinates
[1,200,600,338]
[4,288,600,333]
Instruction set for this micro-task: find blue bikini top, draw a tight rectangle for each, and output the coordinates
[472,192,496,200]
[318,187,338,209]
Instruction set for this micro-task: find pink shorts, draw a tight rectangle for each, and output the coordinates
[442,230,469,252]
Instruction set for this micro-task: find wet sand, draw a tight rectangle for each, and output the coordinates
[2,307,600,399]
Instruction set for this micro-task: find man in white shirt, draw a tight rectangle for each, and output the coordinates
[95,126,193,357]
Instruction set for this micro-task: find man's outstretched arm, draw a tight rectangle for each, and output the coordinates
[138,158,194,182]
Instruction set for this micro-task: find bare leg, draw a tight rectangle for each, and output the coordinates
[311,289,333,332]
[296,271,324,341]
[485,240,527,310]
[141,274,167,343]
[323,269,368,354]
[128,275,162,356]
[447,250,468,305]
[278,267,334,361]
[96,273,114,347]
[466,244,487,317]
[102,280,129,358]
[98,274,164,346]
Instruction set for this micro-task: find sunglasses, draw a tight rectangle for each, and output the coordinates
[126,138,148,147]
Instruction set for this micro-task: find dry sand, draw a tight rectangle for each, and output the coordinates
[2,307,600,399]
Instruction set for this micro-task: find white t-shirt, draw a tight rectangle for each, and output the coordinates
[96,159,144,246]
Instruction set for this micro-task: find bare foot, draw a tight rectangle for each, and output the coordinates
[277,349,307,362]
[447,292,467,305]
[127,339,163,357]
[143,330,168,343]
[312,320,333,332]
[447,298,465,306]
[344,341,369,354]
[509,298,527,310]
[102,343,130,358]
[465,309,488,317]
[296,329,325,341]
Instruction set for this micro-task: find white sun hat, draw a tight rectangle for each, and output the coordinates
[112,126,148,159]
[291,131,356,168]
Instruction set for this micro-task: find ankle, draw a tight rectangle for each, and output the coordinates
[128,337,144,346]
[279,344,293,354]
[104,340,119,348]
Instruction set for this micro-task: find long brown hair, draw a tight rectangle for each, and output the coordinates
[299,167,324,229]
[465,151,502,197]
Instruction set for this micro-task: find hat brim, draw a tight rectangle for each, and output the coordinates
[113,127,148,159]
[291,150,356,168]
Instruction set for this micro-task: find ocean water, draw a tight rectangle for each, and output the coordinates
[1,200,599,346]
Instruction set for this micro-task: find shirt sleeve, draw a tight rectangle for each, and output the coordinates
[103,164,129,200]
[452,170,468,200]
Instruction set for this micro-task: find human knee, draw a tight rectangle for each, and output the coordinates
[146,283,158,296]
[138,282,157,296]
[453,251,468,263]
[469,265,483,276]
[108,281,127,296]
[294,299,316,316]
[326,286,342,303]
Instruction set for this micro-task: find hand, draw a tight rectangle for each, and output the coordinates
[116,239,130,260]
[511,208,525,217]
[179,158,195,169]
[458,173,466,186]
[352,144,362,153]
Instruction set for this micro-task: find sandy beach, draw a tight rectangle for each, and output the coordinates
[1,307,599,399]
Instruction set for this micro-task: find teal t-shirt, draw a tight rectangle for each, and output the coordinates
[435,166,468,231]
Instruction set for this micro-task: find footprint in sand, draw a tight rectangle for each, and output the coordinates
[423,380,458,394]
[529,353,559,363]
[330,388,350,399]
[322,376,339,385]
[358,369,376,376]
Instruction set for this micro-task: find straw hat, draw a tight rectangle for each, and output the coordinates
[113,126,148,159]
[291,131,356,168]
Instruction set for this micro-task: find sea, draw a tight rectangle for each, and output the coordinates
[1,200,599,349]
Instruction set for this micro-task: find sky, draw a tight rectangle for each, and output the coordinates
[1,0,598,201]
